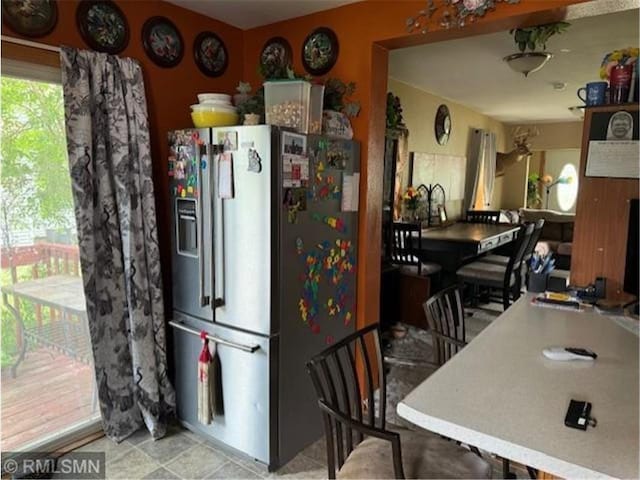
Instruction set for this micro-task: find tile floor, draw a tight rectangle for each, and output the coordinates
[70,423,328,479]
[67,305,507,480]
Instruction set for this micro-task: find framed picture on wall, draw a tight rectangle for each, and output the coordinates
[76,0,129,54]
[193,31,228,77]
[142,16,184,68]
[585,107,639,178]
[260,36,292,79]
[302,27,339,76]
[1,0,58,38]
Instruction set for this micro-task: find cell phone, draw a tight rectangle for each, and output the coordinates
[564,400,593,430]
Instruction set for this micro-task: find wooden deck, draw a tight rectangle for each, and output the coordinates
[1,347,99,451]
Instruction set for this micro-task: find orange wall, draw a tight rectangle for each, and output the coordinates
[1,0,244,303]
[3,0,586,325]
[242,0,584,329]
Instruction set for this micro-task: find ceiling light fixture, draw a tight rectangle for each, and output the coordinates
[503,52,553,77]
[504,22,569,77]
[406,0,521,33]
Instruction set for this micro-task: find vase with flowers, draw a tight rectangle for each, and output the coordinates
[403,186,422,222]
[600,47,639,104]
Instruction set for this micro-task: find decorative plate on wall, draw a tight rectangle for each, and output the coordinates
[193,31,228,77]
[260,36,292,79]
[1,0,58,38]
[302,27,339,76]
[435,104,451,145]
[76,0,129,54]
[142,16,183,68]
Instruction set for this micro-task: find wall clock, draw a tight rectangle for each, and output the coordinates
[1,0,58,38]
[302,27,339,76]
[194,31,228,77]
[435,104,451,145]
[142,16,183,68]
[76,0,129,54]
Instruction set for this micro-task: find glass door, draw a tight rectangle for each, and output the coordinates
[1,64,101,452]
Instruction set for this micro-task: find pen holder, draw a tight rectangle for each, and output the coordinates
[528,272,549,293]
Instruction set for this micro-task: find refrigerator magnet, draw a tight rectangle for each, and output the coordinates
[217,131,238,151]
[218,152,234,199]
[248,149,262,173]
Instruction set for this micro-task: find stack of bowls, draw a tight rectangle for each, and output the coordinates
[191,93,239,127]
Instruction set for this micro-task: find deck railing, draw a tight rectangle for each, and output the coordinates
[1,242,81,349]
[1,242,80,280]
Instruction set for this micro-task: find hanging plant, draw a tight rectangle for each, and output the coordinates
[323,78,361,117]
[510,22,570,52]
[386,92,405,130]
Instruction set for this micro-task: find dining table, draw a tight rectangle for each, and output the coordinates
[417,222,519,257]
[1,275,90,377]
[397,295,639,479]
[411,221,521,279]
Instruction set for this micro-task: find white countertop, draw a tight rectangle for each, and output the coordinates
[397,296,639,479]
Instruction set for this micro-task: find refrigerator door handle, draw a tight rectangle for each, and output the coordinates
[197,143,210,307]
[210,145,225,309]
[214,193,225,308]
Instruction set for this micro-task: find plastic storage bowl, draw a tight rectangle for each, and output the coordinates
[264,80,324,134]
[197,93,232,104]
[190,105,239,127]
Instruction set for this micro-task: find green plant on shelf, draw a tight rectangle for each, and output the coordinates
[323,78,361,117]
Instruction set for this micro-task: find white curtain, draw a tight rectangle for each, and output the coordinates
[465,129,496,210]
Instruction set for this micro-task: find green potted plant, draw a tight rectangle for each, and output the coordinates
[504,22,570,77]
[510,22,570,52]
[527,173,542,208]
[236,87,265,125]
[386,92,405,131]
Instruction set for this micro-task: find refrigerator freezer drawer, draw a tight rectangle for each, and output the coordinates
[171,311,275,465]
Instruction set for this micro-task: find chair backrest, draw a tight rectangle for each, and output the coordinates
[523,219,545,259]
[423,285,467,366]
[307,324,402,478]
[504,222,535,286]
[391,222,420,268]
[466,210,500,224]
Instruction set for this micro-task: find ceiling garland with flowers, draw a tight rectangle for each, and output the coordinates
[407,0,521,33]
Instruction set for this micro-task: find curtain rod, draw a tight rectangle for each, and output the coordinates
[1,35,60,53]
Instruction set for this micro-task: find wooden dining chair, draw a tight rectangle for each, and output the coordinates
[306,323,492,479]
[478,219,545,269]
[456,223,535,310]
[465,210,500,224]
[390,222,441,276]
[423,285,467,367]
[390,222,442,328]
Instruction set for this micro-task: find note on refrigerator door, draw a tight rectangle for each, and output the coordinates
[341,173,359,212]
[283,154,309,188]
[218,152,234,199]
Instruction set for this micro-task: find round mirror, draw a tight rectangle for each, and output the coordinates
[435,104,451,145]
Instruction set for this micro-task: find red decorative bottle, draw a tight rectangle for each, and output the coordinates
[609,64,633,104]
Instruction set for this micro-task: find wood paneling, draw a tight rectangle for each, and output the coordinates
[571,104,639,300]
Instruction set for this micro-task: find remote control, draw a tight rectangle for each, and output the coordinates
[542,347,597,361]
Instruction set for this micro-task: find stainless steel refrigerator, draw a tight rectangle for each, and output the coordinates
[167,125,359,470]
